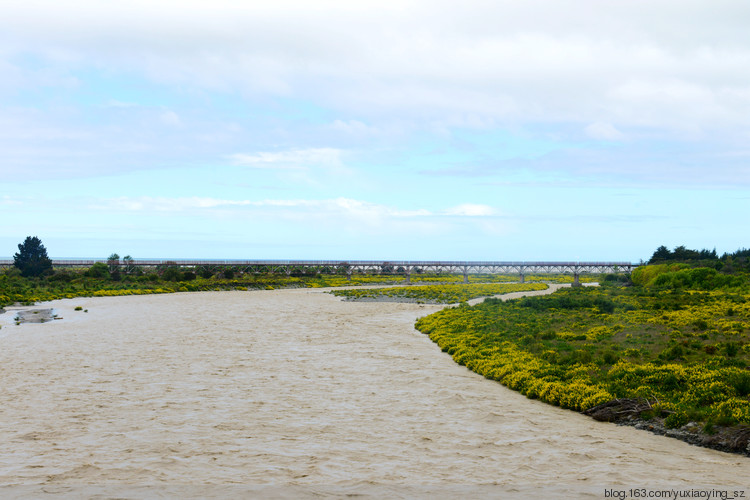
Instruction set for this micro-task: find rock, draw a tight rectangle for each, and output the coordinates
[682,422,701,433]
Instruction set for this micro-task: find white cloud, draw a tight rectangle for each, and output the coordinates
[3,1,750,133]
[103,100,139,108]
[159,110,183,127]
[330,120,380,136]
[585,122,626,141]
[96,196,502,222]
[1,195,23,206]
[102,196,253,212]
[3,0,750,190]
[228,148,345,170]
[87,195,508,245]
[444,204,496,217]
[323,198,433,218]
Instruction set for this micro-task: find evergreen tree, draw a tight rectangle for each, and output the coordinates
[13,236,53,277]
[649,245,672,263]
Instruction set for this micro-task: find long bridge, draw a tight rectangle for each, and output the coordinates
[0,259,636,285]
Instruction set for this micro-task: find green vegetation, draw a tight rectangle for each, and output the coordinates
[632,264,745,289]
[0,237,596,310]
[415,245,750,442]
[13,236,53,278]
[331,282,548,303]
[0,266,409,307]
[1,261,559,307]
[649,244,750,274]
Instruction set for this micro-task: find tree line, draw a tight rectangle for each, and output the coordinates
[648,245,750,273]
[11,236,750,279]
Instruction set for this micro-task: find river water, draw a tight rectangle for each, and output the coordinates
[0,288,747,498]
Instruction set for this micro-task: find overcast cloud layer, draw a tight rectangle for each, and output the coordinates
[2,1,749,260]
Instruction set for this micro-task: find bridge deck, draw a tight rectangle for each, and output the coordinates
[0,259,635,274]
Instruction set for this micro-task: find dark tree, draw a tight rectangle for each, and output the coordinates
[13,236,53,277]
[107,253,120,272]
[698,248,718,260]
[122,255,135,274]
[671,245,701,261]
[649,245,672,263]
[107,253,121,280]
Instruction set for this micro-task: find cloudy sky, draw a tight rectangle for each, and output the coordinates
[2,1,749,261]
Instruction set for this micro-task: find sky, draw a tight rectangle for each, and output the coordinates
[2,0,750,262]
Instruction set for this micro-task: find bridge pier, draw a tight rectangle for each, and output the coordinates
[405,268,411,284]
[463,267,469,284]
[572,273,582,287]
[519,273,525,283]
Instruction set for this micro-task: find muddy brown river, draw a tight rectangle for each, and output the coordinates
[1,288,748,498]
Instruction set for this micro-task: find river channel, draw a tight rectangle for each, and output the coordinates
[0,288,747,498]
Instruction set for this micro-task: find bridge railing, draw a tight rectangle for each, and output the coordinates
[0,258,637,273]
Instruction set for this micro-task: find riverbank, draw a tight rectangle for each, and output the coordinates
[585,399,750,456]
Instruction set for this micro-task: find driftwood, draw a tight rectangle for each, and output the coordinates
[583,397,661,422]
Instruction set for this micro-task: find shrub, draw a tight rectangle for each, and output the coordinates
[602,350,620,365]
[161,267,182,281]
[724,342,740,358]
[85,262,110,279]
[664,411,688,429]
[692,319,708,331]
[727,371,750,397]
[631,264,688,287]
[659,344,684,361]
